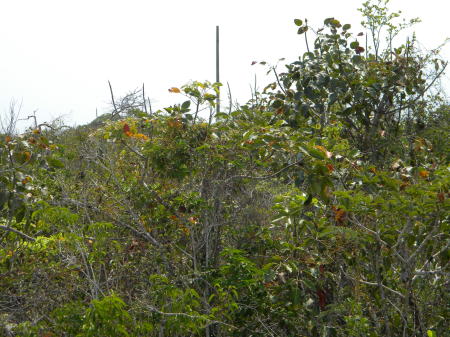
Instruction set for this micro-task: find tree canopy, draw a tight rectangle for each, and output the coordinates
[1,1,449,336]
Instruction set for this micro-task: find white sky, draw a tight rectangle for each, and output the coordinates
[1,0,449,128]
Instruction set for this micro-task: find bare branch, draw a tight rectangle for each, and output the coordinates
[0,225,35,242]
[343,268,405,299]
[146,305,236,330]
[142,83,148,114]
[272,67,287,96]
[226,160,302,182]
[108,80,118,117]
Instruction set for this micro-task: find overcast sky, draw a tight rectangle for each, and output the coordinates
[1,0,449,129]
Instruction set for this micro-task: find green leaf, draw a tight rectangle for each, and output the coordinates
[181,100,191,110]
[47,157,65,169]
[15,205,26,222]
[328,93,338,106]
[343,24,351,30]
[0,190,9,210]
[330,19,341,27]
[183,113,193,121]
[427,330,437,337]
[352,55,363,64]
[294,19,303,26]
[297,26,309,34]
[308,147,326,160]
[350,41,359,49]
[303,194,313,206]
[215,112,230,119]
[295,170,305,187]
[304,86,317,100]
[272,100,283,109]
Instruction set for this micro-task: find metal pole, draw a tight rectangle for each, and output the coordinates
[216,26,220,114]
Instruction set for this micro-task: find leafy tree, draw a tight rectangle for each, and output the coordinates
[0,1,448,336]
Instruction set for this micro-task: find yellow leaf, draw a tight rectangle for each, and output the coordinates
[22,176,32,185]
[168,87,181,93]
[23,151,31,161]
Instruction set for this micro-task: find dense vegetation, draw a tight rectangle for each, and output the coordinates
[1,1,448,336]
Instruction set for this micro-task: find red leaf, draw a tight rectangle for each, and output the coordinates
[355,46,365,54]
[123,123,130,133]
[276,107,284,115]
[316,288,327,310]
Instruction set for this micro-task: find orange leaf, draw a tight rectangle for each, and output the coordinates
[22,176,32,185]
[5,136,11,143]
[264,282,276,288]
[168,87,181,93]
[333,207,346,225]
[419,170,429,178]
[168,119,182,128]
[400,181,409,191]
[326,164,334,172]
[133,133,149,140]
[314,145,332,158]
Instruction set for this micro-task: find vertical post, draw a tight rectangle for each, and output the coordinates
[216,26,220,114]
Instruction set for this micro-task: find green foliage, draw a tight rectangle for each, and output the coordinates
[1,1,448,336]
[81,294,131,337]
